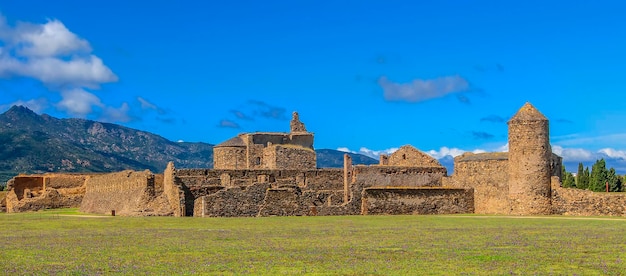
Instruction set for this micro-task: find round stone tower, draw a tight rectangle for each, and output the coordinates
[507,102,552,215]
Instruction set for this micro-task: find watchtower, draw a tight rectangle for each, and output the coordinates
[507,102,552,215]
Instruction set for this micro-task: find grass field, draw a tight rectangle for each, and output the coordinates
[1,209,625,275]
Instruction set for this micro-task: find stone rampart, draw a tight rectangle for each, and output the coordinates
[552,185,626,216]
[80,170,173,216]
[361,187,474,215]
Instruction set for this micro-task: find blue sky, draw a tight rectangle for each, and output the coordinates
[2,1,626,172]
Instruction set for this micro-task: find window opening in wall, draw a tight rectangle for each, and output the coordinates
[402,154,406,160]
[255,157,261,165]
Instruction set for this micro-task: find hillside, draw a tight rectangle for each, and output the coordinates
[0,106,377,184]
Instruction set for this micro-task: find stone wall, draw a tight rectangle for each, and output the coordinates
[0,191,7,213]
[80,170,173,216]
[198,182,271,217]
[552,182,626,216]
[444,153,509,214]
[353,166,446,187]
[5,174,90,213]
[10,176,44,201]
[163,162,184,217]
[176,168,345,216]
[362,187,474,215]
[264,145,316,170]
[46,174,88,189]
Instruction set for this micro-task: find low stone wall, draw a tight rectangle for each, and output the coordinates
[80,170,172,216]
[552,186,626,216]
[354,166,446,187]
[199,182,271,217]
[258,186,310,216]
[361,187,474,215]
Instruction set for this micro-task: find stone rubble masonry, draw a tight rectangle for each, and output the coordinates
[290,111,307,133]
[444,153,509,214]
[552,177,626,216]
[508,102,552,215]
[362,187,474,215]
[0,191,6,213]
[163,162,185,217]
[353,166,447,187]
[80,170,173,216]
[5,173,90,213]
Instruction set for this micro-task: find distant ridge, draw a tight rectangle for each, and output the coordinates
[0,106,377,184]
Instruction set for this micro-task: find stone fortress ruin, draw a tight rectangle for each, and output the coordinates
[4,103,626,217]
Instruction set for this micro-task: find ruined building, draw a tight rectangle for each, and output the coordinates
[5,103,626,217]
[213,112,316,170]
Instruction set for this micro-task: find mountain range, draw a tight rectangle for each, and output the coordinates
[0,105,377,184]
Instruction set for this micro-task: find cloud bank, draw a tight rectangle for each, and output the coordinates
[0,14,122,120]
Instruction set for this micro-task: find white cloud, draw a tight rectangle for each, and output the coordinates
[15,19,91,57]
[598,148,626,160]
[0,14,121,120]
[552,145,595,162]
[426,147,487,159]
[6,55,117,88]
[336,147,351,153]
[56,88,103,117]
[336,147,398,159]
[379,75,469,102]
[138,97,157,110]
[102,102,132,123]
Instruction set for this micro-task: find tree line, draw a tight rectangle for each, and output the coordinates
[561,158,624,192]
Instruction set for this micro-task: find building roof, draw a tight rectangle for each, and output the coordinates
[509,102,547,122]
[214,136,245,148]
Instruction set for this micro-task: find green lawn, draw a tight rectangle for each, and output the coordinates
[1,209,625,275]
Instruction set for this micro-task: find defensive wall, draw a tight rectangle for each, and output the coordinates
[80,170,171,216]
[551,177,626,216]
[6,103,626,218]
